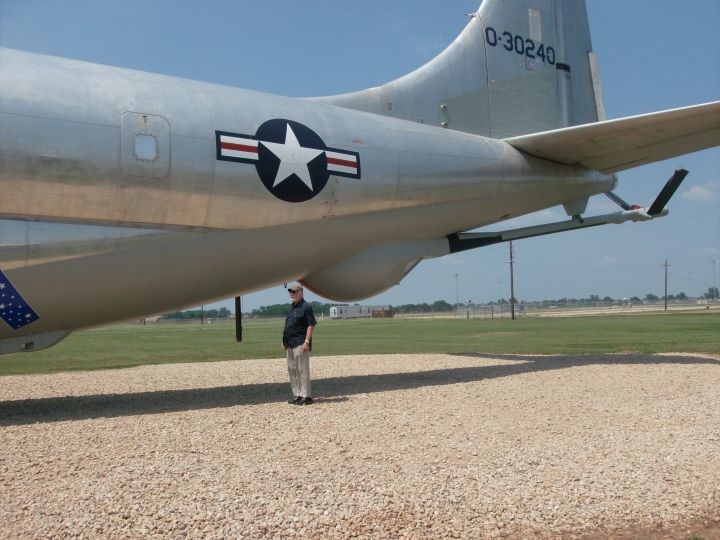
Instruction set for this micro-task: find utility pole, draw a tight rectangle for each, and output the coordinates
[663,260,669,311]
[713,259,718,301]
[454,272,459,318]
[509,241,516,320]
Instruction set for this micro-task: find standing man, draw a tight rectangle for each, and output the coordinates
[283,283,317,405]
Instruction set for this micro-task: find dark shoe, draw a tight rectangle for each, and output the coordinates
[298,397,314,406]
[288,396,302,404]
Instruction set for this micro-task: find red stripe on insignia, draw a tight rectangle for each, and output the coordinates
[327,157,357,168]
[221,142,258,153]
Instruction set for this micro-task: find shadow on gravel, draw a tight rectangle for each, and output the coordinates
[1,353,717,426]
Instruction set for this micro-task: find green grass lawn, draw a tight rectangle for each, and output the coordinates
[1,312,718,376]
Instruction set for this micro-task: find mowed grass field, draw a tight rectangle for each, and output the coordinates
[0,311,718,376]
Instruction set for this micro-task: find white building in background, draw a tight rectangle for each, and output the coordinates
[329,306,393,319]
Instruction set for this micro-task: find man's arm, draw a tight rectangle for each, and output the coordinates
[302,303,317,352]
[302,325,314,352]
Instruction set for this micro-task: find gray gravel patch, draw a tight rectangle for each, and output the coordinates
[1,352,719,538]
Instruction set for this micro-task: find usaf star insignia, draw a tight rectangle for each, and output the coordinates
[216,119,361,203]
[0,269,40,330]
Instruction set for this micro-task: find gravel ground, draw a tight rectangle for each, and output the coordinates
[1,352,719,539]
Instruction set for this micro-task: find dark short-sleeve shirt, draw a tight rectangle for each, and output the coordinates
[283,299,317,349]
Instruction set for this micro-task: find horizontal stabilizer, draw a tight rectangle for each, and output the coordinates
[505,102,720,173]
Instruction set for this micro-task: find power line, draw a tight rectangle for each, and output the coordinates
[511,259,654,273]
[668,271,715,288]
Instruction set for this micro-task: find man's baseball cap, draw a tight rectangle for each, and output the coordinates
[287,283,303,293]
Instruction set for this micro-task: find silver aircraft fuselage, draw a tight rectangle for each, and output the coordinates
[0,48,612,350]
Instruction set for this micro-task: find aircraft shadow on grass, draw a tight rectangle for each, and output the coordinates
[1,353,717,426]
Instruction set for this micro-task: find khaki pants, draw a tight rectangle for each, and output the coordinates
[286,345,311,398]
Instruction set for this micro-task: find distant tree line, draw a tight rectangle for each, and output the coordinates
[160,307,231,320]
[247,299,467,317]
[249,301,338,318]
[247,300,456,318]
[160,288,716,319]
[392,300,455,314]
[513,292,690,307]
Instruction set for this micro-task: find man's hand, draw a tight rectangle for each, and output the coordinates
[301,342,309,353]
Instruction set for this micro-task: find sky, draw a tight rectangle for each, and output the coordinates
[1,0,718,311]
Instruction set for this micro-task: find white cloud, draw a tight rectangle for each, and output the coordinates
[600,255,620,266]
[682,180,720,202]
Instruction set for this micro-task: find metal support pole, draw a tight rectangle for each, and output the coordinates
[235,296,242,342]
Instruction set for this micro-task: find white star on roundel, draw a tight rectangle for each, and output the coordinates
[260,123,324,191]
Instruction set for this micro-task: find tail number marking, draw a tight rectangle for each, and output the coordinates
[485,27,555,65]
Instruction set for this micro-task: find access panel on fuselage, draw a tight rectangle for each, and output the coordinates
[120,112,170,178]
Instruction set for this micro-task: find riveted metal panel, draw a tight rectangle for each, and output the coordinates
[120,112,170,178]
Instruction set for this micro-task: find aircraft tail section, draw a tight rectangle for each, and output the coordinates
[313,0,602,138]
